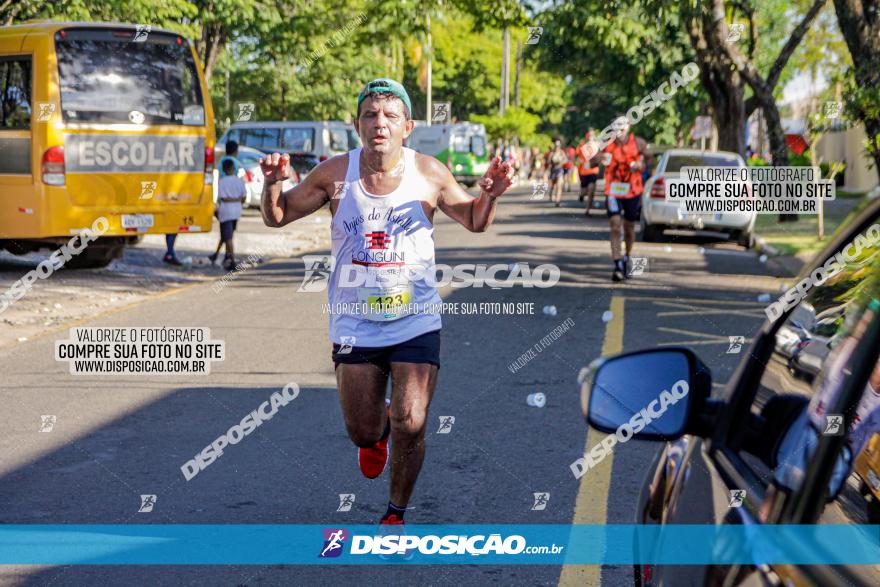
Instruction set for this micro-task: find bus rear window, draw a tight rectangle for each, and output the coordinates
[55,28,204,125]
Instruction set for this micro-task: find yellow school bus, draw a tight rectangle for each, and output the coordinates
[0,21,215,268]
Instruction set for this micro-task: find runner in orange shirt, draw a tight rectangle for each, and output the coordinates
[576,129,601,215]
[601,116,652,281]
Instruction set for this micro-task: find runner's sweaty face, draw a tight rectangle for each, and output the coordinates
[355,95,414,156]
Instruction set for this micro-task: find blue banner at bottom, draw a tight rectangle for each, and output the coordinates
[0,524,878,565]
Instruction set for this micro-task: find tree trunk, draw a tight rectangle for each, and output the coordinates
[709,0,825,220]
[832,0,880,173]
[707,69,746,154]
[685,11,746,155]
[757,88,789,167]
[201,24,224,82]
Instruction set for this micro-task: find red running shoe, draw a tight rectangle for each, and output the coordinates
[379,513,413,560]
[380,513,405,526]
[358,406,390,479]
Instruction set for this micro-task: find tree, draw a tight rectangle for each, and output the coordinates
[471,107,541,143]
[832,0,880,173]
[711,0,827,167]
[656,0,824,164]
[535,1,702,145]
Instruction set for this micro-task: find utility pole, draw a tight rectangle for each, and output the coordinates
[426,13,433,126]
[500,27,510,115]
[513,40,522,108]
[225,46,230,112]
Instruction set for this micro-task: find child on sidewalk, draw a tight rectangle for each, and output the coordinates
[210,158,247,271]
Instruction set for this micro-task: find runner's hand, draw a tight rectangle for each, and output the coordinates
[479,156,515,199]
[259,153,293,185]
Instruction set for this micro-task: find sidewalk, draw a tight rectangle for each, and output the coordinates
[0,209,331,350]
[754,196,868,278]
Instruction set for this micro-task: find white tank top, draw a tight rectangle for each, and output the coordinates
[327,147,442,346]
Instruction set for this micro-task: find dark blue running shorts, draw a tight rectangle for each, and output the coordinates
[332,329,441,371]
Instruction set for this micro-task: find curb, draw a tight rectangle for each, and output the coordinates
[754,235,778,257]
[755,235,807,278]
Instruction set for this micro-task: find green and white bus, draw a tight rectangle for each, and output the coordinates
[407,122,489,187]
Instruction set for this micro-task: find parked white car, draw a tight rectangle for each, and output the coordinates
[213,145,296,208]
[640,149,756,248]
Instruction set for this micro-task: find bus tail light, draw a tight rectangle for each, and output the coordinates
[319,155,328,162]
[204,146,214,185]
[650,177,666,199]
[41,146,65,186]
[244,168,253,183]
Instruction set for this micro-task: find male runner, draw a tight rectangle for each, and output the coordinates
[601,116,651,281]
[260,79,514,527]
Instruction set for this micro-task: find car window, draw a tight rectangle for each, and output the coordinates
[702,154,740,167]
[665,153,739,172]
[809,324,880,587]
[452,133,469,153]
[257,128,281,149]
[328,128,347,152]
[731,209,880,550]
[225,129,241,144]
[236,152,262,166]
[471,135,486,157]
[347,129,360,149]
[282,127,314,152]
[0,57,31,129]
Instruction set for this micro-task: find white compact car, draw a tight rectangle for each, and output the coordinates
[213,145,297,208]
[640,149,756,248]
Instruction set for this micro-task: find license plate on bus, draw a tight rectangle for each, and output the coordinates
[121,214,154,229]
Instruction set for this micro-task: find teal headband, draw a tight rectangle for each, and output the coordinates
[357,78,412,117]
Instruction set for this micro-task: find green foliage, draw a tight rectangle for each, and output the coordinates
[788,150,812,166]
[4,0,857,157]
[534,0,701,145]
[471,107,540,143]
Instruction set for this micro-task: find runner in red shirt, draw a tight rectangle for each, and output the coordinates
[576,130,601,215]
[602,116,652,281]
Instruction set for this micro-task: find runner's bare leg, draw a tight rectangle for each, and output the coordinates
[336,363,389,447]
[388,362,439,506]
[623,219,636,256]
[609,214,623,259]
[585,182,596,211]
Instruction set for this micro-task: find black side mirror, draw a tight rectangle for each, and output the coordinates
[580,348,712,441]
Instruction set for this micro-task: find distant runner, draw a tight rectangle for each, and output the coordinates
[576,129,601,215]
[260,79,514,529]
[601,116,652,281]
[548,138,567,207]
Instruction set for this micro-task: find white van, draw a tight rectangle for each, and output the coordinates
[219,121,360,161]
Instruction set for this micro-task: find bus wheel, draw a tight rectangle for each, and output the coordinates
[64,244,124,269]
[0,240,36,255]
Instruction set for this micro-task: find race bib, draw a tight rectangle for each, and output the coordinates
[355,268,413,322]
[609,182,631,197]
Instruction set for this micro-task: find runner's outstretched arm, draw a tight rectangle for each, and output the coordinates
[259,152,339,227]
[435,156,514,232]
